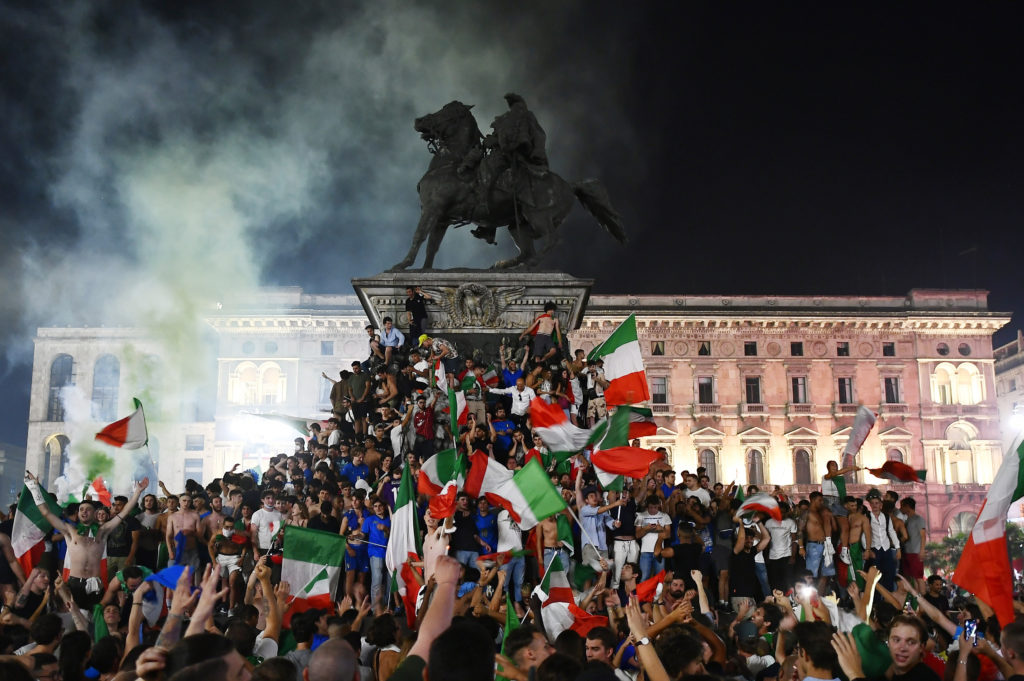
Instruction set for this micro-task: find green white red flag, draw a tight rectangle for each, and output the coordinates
[867,460,926,483]
[94,398,149,449]
[11,484,63,576]
[464,453,566,531]
[738,493,783,521]
[281,525,345,625]
[480,365,499,388]
[530,398,595,459]
[448,388,468,438]
[624,405,657,438]
[533,554,608,639]
[430,360,448,393]
[587,314,649,406]
[417,449,466,496]
[952,437,1024,626]
[589,407,660,485]
[385,463,422,627]
[841,406,877,464]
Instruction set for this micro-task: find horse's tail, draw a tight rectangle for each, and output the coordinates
[573,179,627,244]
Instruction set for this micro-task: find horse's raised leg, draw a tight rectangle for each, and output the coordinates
[493,225,533,269]
[393,206,439,270]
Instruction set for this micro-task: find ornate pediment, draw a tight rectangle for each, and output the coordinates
[738,426,772,441]
[878,426,914,440]
[785,426,820,440]
[690,426,726,441]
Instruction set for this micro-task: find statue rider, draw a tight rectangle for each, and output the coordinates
[465,93,549,245]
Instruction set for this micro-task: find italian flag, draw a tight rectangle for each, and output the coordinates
[94,398,149,449]
[953,437,1024,626]
[464,453,566,531]
[11,484,63,576]
[448,388,468,438]
[480,365,499,388]
[589,407,660,485]
[530,398,594,459]
[385,464,423,627]
[625,406,657,438]
[87,477,112,508]
[456,369,477,392]
[281,525,345,625]
[636,569,666,603]
[738,493,783,521]
[417,449,466,496]
[841,406,877,464]
[533,554,608,639]
[587,314,649,406]
[430,360,448,393]
[867,461,927,483]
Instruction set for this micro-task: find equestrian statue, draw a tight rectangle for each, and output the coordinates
[392,94,626,270]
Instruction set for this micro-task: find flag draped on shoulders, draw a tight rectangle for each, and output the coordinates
[587,314,649,406]
[953,437,1024,626]
[281,525,345,626]
[385,464,422,627]
[94,398,149,449]
[11,484,63,576]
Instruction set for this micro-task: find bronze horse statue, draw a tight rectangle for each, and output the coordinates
[392,100,626,270]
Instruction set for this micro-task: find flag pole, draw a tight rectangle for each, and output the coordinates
[565,505,598,551]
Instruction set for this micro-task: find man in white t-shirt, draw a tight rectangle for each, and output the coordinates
[764,501,798,592]
[496,508,527,617]
[634,495,671,581]
[683,473,711,506]
[250,491,284,553]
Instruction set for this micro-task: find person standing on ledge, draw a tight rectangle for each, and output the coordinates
[25,471,148,609]
[520,301,561,363]
[404,286,431,349]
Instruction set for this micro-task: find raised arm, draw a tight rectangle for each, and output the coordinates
[24,472,71,536]
[898,575,956,636]
[408,555,460,662]
[99,477,148,539]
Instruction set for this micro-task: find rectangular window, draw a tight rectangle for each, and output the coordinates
[697,376,714,404]
[791,342,803,356]
[651,376,667,404]
[837,377,854,404]
[1011,378,1018,392]
[791,376,808,404]
[185,434,205,451]
[321,341,334,356]
[882,342,895,357]
[884,377,902,404]
[744,341,757,356]
[319,376,333,406]
[651,341,665,356]
[698,341,711,356]
[837,342,850,357]
[745,376,761,404]
[183,458,204,486]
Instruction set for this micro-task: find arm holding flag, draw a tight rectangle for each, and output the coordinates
[24,471,72,537]
[406,555,461,663]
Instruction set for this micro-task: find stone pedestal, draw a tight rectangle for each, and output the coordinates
[351,270,593,359]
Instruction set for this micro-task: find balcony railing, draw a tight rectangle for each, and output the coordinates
[881,403,909,415]
[836,404,859,414]
[743,403,766,414]
[789,403,812,415]
[651,403,672,416]
[695,403,720,415]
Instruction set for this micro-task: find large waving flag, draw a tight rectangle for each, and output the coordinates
[868,460,926,483]
[589,407,660,486]
[418,449,466,496]
[533,554,608,639]
[385,464,423,627]
[94,398,149,449]
[953,437,1024,626]
[12,484,64,576]
[281,525,345,626]
[841,406,877,466]
[448,388,468,439]
[465,453,566,531]
[625,406,657,438]
[531,398,595,458]
[587,314,649,406]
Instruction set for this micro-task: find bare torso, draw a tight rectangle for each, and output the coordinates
[170,510,201,549]
[66,533,106,578]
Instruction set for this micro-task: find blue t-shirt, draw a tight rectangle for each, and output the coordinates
[475,511,498,552]
[343,511,368,554]
[341,462,369,483]
[491,419,516,453]
[502,368,523,388]
[660,483,674,499]
[362,514,391,558]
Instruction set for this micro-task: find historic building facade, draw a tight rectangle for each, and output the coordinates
[996,329,1024,453]
[23,287,1010,541]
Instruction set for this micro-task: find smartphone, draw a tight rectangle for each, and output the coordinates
[964,619,978,647]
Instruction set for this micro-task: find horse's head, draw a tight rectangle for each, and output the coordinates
[414,101,480,152]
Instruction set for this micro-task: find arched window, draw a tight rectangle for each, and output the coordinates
[92,355,120,421]
[794,449,812,485]
[948,512,977,537]
[887,448,904,462]
[229,362,259,405]
[747,449,765,486]
[42,434,70,488]
[47,355,74,422]
[259,362,285,405]
[931,363,954,404]
[955,363,983,405]
[699,449,718,485]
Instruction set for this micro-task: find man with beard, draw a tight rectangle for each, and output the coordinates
[105,494,142,575]
[153,494,178,569]
[135,493,162,570]
[202,494,226,543]
[166,491,202,574]
[25,471,148,608]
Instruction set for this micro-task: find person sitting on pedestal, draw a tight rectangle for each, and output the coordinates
[520,301,561,363]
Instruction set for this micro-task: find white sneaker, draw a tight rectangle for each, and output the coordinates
[840,546,852,564]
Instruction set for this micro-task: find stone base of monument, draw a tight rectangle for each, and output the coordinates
[351,270,593,360]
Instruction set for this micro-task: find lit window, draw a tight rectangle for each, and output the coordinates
[699,449,717,484]
[794,449,811,484]
[747,450,765,486]
[92,355,120,422]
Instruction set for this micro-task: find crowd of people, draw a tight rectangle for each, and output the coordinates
[0,296,1020,681]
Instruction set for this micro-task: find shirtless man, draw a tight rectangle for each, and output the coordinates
[822,460,859,566]
[153,494,178,567]
[843,496,870,589]
[798,492,836,591]
[209,515,249,610]
[519,302,561,363]
[166,492,202,575]
[536,512,570,572]
[202,495,226,543]
[25,471,147,608]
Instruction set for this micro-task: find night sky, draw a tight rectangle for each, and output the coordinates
[1,2,1022,448]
